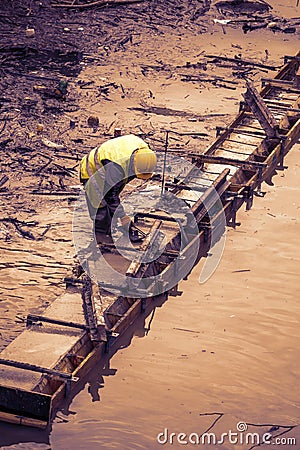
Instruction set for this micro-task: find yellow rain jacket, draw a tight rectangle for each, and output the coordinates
[80,134,150,181]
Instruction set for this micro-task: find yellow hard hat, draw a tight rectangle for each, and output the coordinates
[134,147,156,180]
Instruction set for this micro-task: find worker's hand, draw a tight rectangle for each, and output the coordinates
[120,215,132,229]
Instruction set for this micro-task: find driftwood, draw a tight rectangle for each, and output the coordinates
[0,175,9,188]
[7,71,61,83]
[130,105,229,119]
[179,73,239,85]
[30,190,79,195]
[0,218,38,227]
[0,115,8,135]
[205,54,280,71]
[51,0,144,9]
[0,218,36,240]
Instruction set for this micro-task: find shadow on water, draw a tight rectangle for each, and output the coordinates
[58,294,167,415]
[0,421,51,448]
[0,294,168,448]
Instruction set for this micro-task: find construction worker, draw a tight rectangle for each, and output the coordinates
[80,134,156,238]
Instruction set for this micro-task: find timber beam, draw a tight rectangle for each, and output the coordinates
[243,81,279,138]
[188,153,267,170]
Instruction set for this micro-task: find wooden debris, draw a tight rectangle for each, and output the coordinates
[205,54,280,71]
[129,104,229,119]
[41,138,66,150]
[30,190,79,195]
[35,160,52,175]
[180,73,238,89]
[51,0,145,9]
[0,175,9,189]
[0,218,36,240]
[173,327,200,334]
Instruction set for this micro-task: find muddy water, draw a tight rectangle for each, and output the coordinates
[270,0,300,17]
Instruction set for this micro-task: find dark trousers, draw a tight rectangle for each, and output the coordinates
[82,179,112,234]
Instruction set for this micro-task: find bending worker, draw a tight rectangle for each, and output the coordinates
[80,134,156,237]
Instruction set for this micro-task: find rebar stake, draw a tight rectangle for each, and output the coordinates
[161,130,169,197]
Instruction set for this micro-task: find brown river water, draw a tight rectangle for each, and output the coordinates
[0,0,299,448]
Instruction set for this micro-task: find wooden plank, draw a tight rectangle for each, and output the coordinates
[0,411,47,428]
[260,51,300,97]
[243,81,279,138]
[190,153,267,169]
[111,299,142,336]
[0,385,51,423]
[51,341,106,414]
[191,169,230,223]
[265,85,300,95]
[0,175,9,189]
[262,78,294,88]
[233,117,300,189]
[282,118,300,153]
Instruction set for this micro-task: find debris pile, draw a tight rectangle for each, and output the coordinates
[213,0,299,34]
